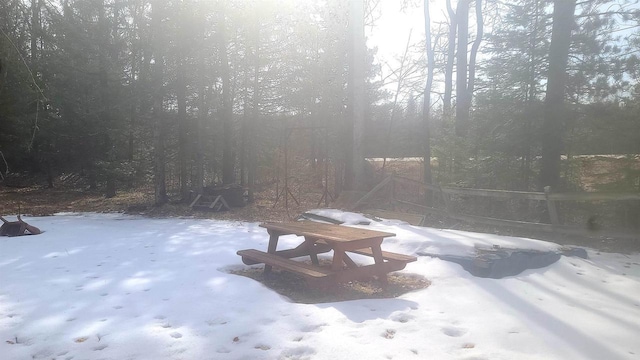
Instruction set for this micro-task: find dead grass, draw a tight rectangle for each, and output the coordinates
[0,181,321,222]
[0,186,154,216]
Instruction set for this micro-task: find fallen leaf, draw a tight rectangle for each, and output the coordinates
[75,337,89,343]
[6,340,15,345]
[233,336,239,342]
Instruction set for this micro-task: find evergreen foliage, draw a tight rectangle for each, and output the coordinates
[1,0,639,198]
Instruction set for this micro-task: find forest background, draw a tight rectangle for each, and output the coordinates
[1,0,640,232]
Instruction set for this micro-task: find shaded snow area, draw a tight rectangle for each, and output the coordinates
[1,212,639,360]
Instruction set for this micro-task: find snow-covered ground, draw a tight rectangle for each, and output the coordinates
[1,212,639,360]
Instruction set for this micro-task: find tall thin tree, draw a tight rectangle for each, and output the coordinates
[348,0,366,190]
[423,0,434,186]
[540,0,577,190]
[151,0,168,205]
[219,5,234,185]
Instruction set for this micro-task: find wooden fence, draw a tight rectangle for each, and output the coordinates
[352,175,640,240]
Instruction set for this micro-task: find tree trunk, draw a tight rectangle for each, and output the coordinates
[443,0,456,119]
[348,0,366,191]
[248,22,260,202]
[523,0,541,190]
[240,70,249,187]
[467,0,483,96]
[194,50,207,196]
[30,0,40,63]
[540,0,576,190]
[98,0,116,198]
[455,0,470,137]
[176,54,189,201]
[151,0,167,205]
[219,8,234,184]
[127,1,142,164]
[423,0,434,186]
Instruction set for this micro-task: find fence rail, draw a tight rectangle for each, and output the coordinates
[354,175,640,240]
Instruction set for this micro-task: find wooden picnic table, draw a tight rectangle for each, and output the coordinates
[237,221,417,287]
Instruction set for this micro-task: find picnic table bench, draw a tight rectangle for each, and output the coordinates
[237,221,417,287]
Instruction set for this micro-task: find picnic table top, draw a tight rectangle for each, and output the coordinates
[260,221,396,243]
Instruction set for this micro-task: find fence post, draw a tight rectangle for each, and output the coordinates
[391,174,396,201]
[440,186,453,215]
[544,186,560,225]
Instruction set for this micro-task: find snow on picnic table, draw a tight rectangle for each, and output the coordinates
[0,212,639,360]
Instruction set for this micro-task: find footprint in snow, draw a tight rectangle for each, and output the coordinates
[172,347,187,354]
[93,344,108,351]
[155,315,167,320]
[30,349,54,359]
[441,326,467,337]
[259,317,276,325]
[170,332,183,339]
[113,306,123,310]
[391,313,414,323]
[279,346,316,359]
[300,323,326,333]
[206,319,228,326]
[100,293,108,297]
[382,329,396,339]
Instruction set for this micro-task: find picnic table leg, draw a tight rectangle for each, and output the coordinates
[264,231,280,274]
[370,243,389,286]
[331,245,345,271]
[304,236,319,266]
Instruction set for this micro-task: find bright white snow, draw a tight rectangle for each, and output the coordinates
[1,212,639,360]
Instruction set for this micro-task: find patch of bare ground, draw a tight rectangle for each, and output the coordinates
[0,180,322,222]
[0,186,154,216]
[229,260,430,304]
